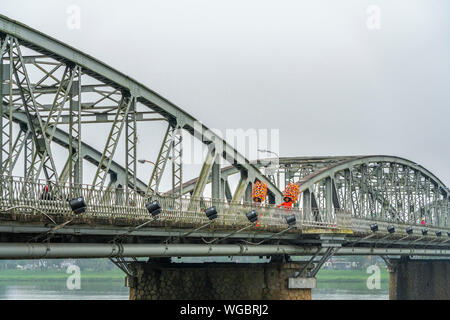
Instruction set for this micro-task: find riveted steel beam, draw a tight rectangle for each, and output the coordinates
[29,65,75,183]
[191,146,217,199]
[91,95,134,190]
[0,127,29,175]
[211,161,221,201]
[1,102,147,192]
[146,124,173,196]
[231,171,250,204]
[10,37,59,184]
[171,126,183,200]
[0,15,283,200]
[125,99,137,194]
[68,65,82,187]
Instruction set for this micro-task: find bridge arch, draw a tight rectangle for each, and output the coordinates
[0,15,448,231]
[171,156,449,229]
[0,14,281,202]
[296,156,449,229]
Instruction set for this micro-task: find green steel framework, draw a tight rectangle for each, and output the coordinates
[0,15,448,262]
[0,14,281,206]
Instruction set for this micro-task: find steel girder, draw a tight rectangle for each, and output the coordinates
[0,14,282,202]
[146,124,173,195]
[0,16,448,232]
[8,37,60,184]
[296,156,449,229]
[91,95,134,190]
[1,103,148,192]
[170,156,449,229]
[164,157,358,196]
[68,66,82,187]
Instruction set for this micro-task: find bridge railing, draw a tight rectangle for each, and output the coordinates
[152,195,350,230]
[351,217,447,235]
[0,175,351,231]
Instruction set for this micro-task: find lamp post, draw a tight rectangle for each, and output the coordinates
[138,159,156,166]
[258,149,278,158]
[257,149,280,188]
[138,159,159,194]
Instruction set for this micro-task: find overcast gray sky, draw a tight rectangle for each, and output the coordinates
[1,0,450,187]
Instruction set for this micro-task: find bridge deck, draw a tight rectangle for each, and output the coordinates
[0,176,448,252]
[0,176,350,234]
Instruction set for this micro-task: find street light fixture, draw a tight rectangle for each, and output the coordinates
[246,210,259,223]
[139,159,156,165]
[285,214,296,227]
[257,149,279,158]
[257,149,280,187]
[69,197,87,215]
[146,200,162,217]
[205,206,218,221]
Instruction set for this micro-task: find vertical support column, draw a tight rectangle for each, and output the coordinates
[284,169,291,190]
[426,179,432,225]
[125,99,137,199]
[231,171,248,204]
[103,173,118,203]
[0,40,5,202]
[445,195,449,227]
[303,189,311,221]
[91,95,133,190]
[359,166,365,218]
[375,165,383,219]
[189,146,216,211]
[68,65,83,189]
[244,181,253,202]
[325,176,332,222]
[277,169,281,191]
[433,185,439,226]
[211,161,221,201]
[146,124,173,196]
[311,192,319,222]
[223,178,232,203]
[332,179,340,209]
[0,37,13,176]
[0,43,5,174]
[0,37,13,201]
[24,132,34,178]
[191,146,216,199]
[220,178,226,201]
[115,184,124,206]
[172,125,183,200]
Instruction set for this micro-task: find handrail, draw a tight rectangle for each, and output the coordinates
[0,175,349,231]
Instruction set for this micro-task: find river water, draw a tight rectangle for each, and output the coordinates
[0,279,389,300]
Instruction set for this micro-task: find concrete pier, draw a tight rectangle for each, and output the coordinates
[126,262,315,300]
[389,258,449,300]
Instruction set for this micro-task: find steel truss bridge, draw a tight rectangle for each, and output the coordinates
[0,15,449,271]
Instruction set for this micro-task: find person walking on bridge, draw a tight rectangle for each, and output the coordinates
[421,216,427,226]
[277,197,294,210]
[277,183,300,211]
